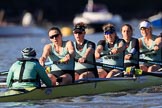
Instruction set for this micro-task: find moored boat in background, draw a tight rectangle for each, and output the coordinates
[148,12,162,29]
[73,0,122,33]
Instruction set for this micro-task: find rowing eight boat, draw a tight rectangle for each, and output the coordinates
[0,73,162,102]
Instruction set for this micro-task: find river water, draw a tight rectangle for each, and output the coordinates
[0,25,162,108]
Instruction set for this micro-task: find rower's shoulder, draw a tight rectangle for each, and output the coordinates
[65,40,73,45]
[44,43,52,48]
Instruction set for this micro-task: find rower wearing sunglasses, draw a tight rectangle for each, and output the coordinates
[95,23,126,78]
[73,22,98,80]
[39,27,75,86]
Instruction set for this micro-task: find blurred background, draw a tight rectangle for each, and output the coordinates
[0,0,162,64]
[0,0,162,34]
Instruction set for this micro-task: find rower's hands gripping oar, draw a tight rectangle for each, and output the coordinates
[140,43,161,55]
[45,54,71,66]
[139,48,162,65]
[45,56,70,73]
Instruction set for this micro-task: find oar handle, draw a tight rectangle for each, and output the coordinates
[140,49,154,54]
[45,60,64,66]
[45,61,53,66]
[100,53,118,58]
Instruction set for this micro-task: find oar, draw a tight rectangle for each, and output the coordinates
[45,60,64,66]
[75,77,136,83]
[85,60,162,77]
[140,49,154,55]
[45,61,53,66]
[0,77,7,88]
[0,70,8,76]
[0,82,7,88]
[101,49,154,57]
[84,60,124,70]
[100,53,118,58]
[0,78,6,82]
[139,59,162,66]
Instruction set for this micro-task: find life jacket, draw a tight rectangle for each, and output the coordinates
[11,57,40,83]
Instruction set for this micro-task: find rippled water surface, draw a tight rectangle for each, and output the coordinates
[0,26,162,108]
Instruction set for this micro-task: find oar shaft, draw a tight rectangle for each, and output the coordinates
[0,78,6,82]
[140,49,154,54]
[0,82,7,88]
[142,71,162,77]
[45,60,65,66]
[0,71,8,76]
[85,60,124,70]
[100,54,118,58]
[45,61,53,66]
[139,59,162,66]
[89,61,162,77]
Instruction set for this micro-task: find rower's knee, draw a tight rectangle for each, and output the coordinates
[48,74,56,86]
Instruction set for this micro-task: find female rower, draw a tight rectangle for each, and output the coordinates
[73,22,98,80]
[39,27,75,86]
[138,20,162,72]
[95,23,126,78]
[121,24,139,69]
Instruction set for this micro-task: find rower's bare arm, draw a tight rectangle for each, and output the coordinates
[78,45,95,63]
[65,40,75,61]
[111,41,125,54]
[138,38,142,49]
[83,42,95,59]
[154,36,162,51]
[95,45,103,59]
[39,44,51,66]
[119,41,126,51]
[84,47,94,57]
[132,39,138,48]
